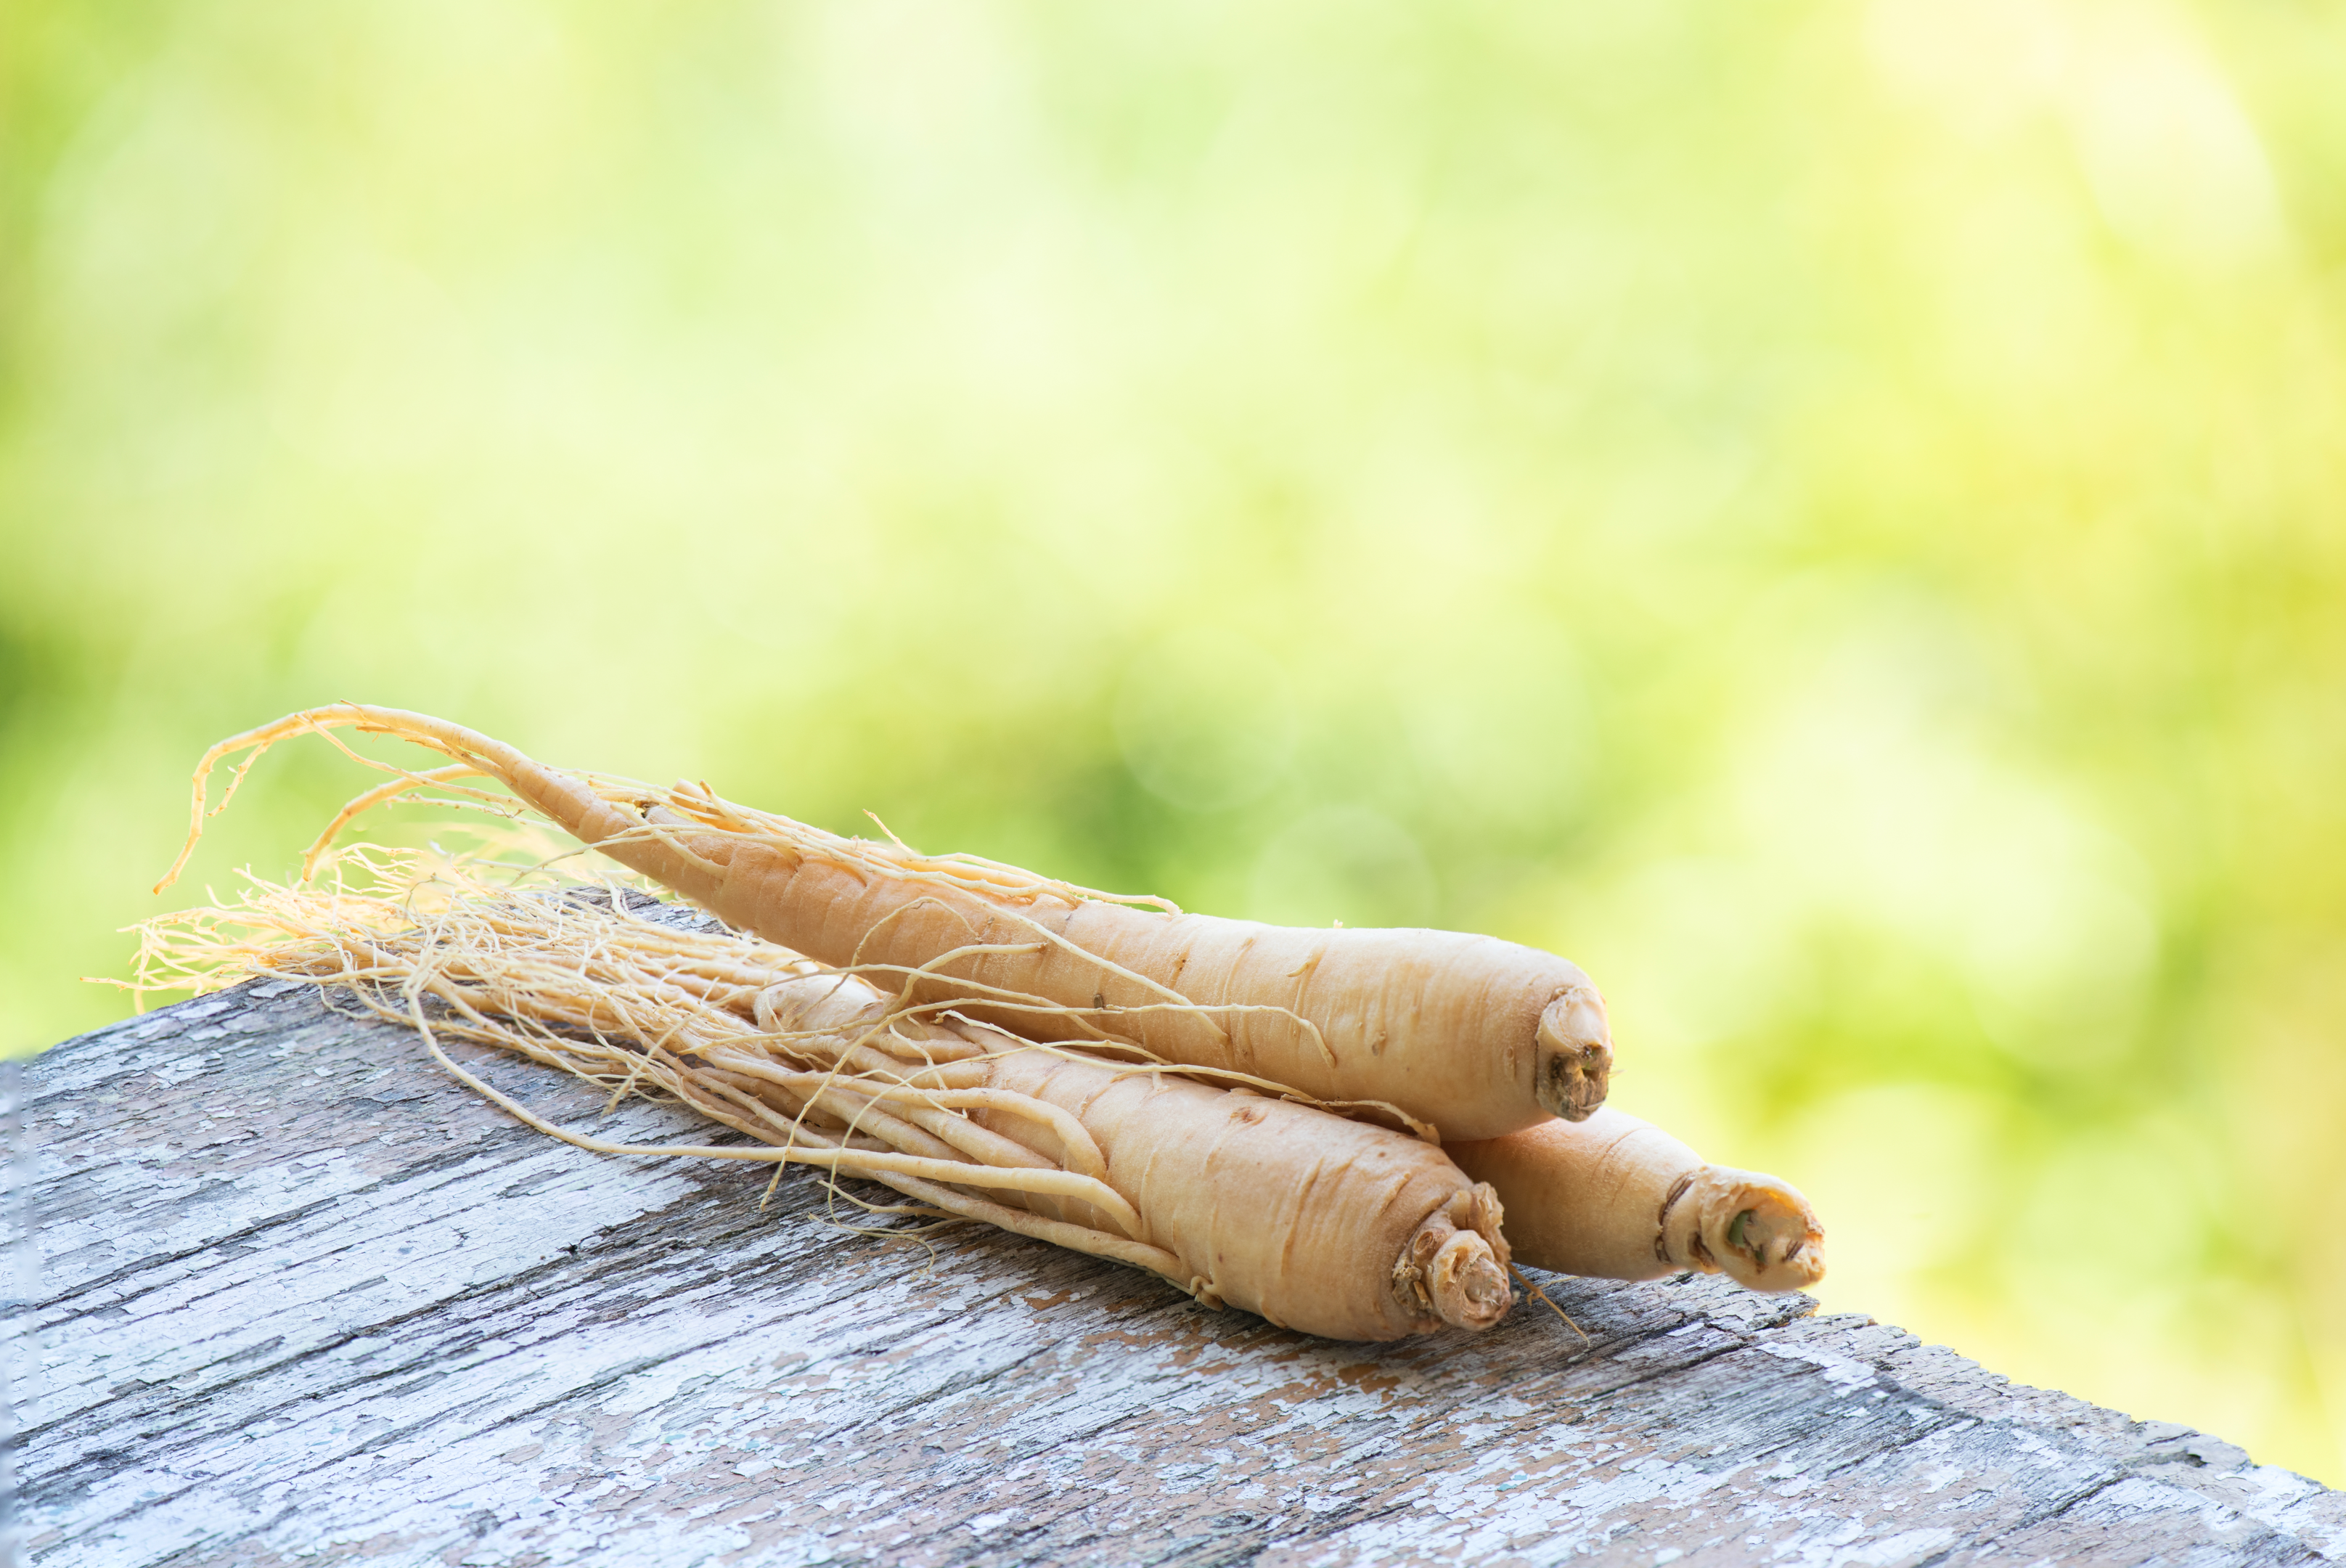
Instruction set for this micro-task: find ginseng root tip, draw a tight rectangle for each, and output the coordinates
[1687,1167,1826,1292]
[1428,1230,1512,1331]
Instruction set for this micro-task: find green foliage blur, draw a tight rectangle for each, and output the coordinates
[6,0,2343,1483]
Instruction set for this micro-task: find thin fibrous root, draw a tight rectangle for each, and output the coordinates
[131,846,1174,1273]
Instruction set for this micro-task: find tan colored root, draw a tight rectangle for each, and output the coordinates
[398,997,1138,1217]
[162,710,1429,1133]
[843,1167,1190,1280]
[129,849,1167,1269]
[131,844,1516,1339]
[155,705,1609,1141]
[1448,1107,1825,1294]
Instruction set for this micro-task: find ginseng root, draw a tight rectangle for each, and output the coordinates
[134,852,1514,1341]
[158,704,1614,1140]
[757,969,1514,1339]
[1447,1107,1824,1293]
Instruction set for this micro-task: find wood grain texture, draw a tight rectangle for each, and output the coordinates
[15,980,2345,1567]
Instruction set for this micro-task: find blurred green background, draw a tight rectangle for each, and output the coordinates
[7,0,2345,1483]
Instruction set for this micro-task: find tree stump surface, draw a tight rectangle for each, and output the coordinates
[14,980,2345,1567]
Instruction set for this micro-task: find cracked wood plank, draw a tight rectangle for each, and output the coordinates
[14,980,2345,1567]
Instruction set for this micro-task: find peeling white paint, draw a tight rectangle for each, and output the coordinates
[1756,1341,1879,1392]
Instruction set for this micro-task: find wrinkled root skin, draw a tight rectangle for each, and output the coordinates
[1389,1182,1513,1332]
[1660,1165,1826,1293]
[1535,990,1614,1122]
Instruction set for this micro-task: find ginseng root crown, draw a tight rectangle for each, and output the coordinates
[1535,990,1612,1122]
[1392,1183,1513,1331]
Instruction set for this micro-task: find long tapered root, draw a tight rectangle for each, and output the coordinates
[160,705,1614,1142]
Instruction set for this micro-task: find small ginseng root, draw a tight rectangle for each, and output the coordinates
[128,849,1513,1342]
[1447,1108,1825,1294]
[155,705,1613,1141]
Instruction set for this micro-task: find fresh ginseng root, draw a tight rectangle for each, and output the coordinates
[1447,1107,1823,1293]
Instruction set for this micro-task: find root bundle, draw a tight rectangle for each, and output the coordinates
[131,847,1511,1341]
[128,705,1827,1339]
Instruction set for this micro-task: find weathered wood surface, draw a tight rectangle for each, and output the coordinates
[15,980,2346,1567]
